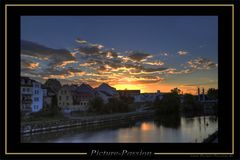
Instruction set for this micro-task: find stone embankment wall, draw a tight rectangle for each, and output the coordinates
[21,110,154,135]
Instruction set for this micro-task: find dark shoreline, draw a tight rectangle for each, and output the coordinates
[21,110,155,135]
[203,131,218,143]
[21,115,218,143]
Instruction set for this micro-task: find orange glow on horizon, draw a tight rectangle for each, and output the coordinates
[113,83,213,95]
[113,84,144,91]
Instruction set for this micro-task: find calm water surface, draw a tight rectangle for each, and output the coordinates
[22,115,218,143]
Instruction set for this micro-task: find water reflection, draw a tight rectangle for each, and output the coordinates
[140,122,155,131]
[22,116,218,143]
[154,114,181,128]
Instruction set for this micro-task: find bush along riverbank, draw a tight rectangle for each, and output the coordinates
[154,90,217,118]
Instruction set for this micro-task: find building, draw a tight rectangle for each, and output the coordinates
[57,83,95,113]
[134,90,162,103]
[21,77,33,113]
[21,77,45,113]
[76,83,95,109]
[57,85,77,113]
[32,81,44,112]
[117,89,140,97]
[197,88,218,108]
[95,83,118,103]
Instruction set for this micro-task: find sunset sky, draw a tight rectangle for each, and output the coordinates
[21,16,218,94]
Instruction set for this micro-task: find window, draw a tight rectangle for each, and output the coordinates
[59,96,61,100]
[34,105,38,110]
[35,90,39,94]
[34,97,39,102]
[66,96,69,100]
[27,88,30,92]
[23,88,26,92]
[67,102,69,105]
[59,102,61,105]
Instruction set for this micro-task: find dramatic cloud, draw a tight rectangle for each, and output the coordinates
[75,38,87,44]
[21,38,217,93]
[160,52,169,56]
[55,60,78,67]
[177,50,188,56]
[186,57,218,70]
[74,38,105,56]
[141,67,168,73]
[21,40,76,67]
[128,52,152,61]
[28,62,39,69]
[21,58,34,69]
[143,60,164,66]
[133,75,164,84]
[75,45,101,55]
[163,68,193,74]
[106,51,118,59]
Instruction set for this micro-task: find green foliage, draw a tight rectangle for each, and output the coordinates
[44,79,62,93]
[105,98,129,113]
[155,93,181,114]
[207,88,218,100]
[171,88,181,95]
[181,94,203,113]
[88,97,130,114]
[48,95,61,116]
[88,96,104,113]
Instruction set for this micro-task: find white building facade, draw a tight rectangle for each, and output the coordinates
[21,77,45,113]
[31,81,44,112]
[134,90,162,103]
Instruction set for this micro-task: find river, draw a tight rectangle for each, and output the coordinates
[21,115,218,143]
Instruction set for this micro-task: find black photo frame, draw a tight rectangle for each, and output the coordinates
[1,0,239,159]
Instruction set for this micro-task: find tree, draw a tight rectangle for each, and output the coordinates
[88,96,104,113]
[105,98,129,113]
[153,96,161,109]
[120,96,134,104]
[171,88,181,95]
[44,79,62,93]
[207,88,218,100]
[49,95,61,116]
[156,93,181,114]
[181,94,203,113]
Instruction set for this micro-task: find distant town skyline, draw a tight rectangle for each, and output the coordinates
[21,16,218,94]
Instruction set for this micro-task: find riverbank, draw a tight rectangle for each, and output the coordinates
[203,131,218,143]
[21,115,218,143]
[21,110,155,135]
